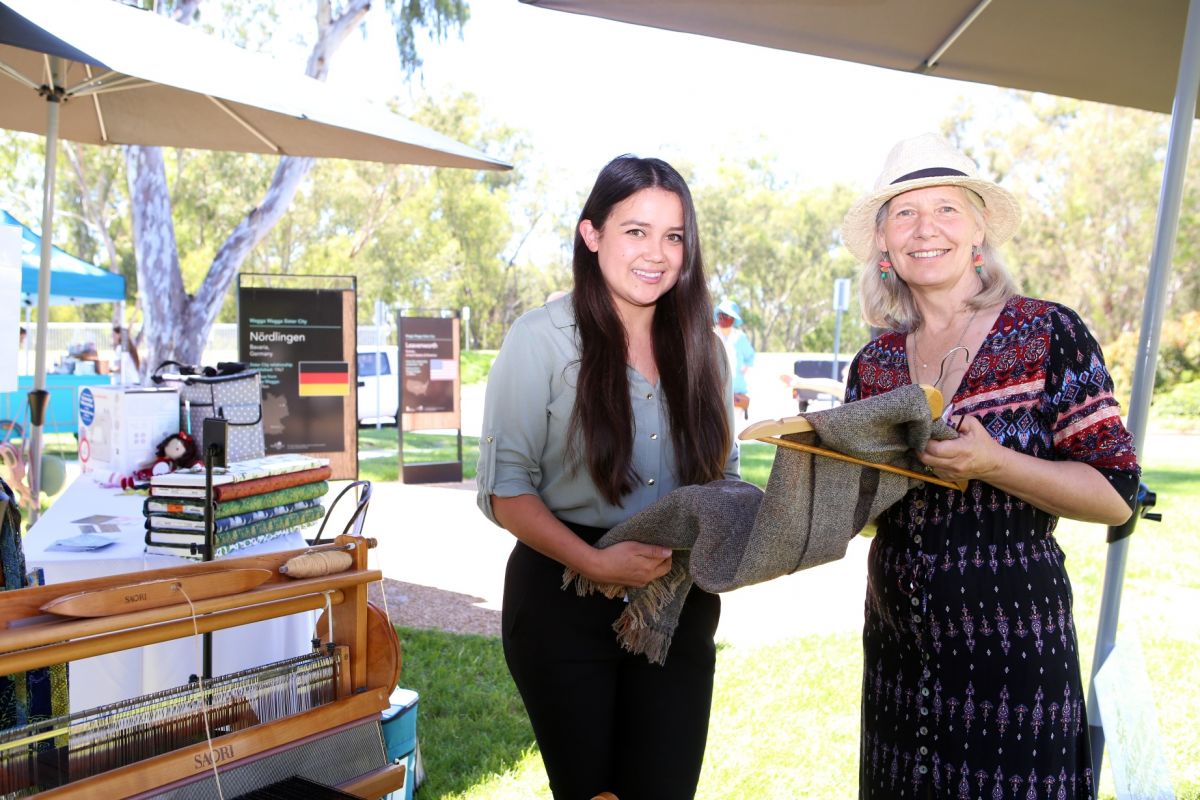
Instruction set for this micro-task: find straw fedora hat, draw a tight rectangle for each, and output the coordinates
[841,133,1021,262]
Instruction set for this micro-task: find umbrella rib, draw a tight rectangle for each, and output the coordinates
[921,0,993,72]
[207,96,281,153]
[0,60,39,91]
[71,73,152,96]
[84,66,109,144]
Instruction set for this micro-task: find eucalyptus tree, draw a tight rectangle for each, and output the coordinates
[229,90,544,347]
[946,94,1200,348]
[122,0,470,375]
[695,158,859,353]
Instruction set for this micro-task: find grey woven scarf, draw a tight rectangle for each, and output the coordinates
[564,383,957,664]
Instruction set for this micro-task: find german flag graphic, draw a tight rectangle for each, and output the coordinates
[298,361,350,397]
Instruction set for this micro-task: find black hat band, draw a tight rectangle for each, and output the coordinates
[891,167,969,184]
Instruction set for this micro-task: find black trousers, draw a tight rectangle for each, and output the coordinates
[502,522,721,800]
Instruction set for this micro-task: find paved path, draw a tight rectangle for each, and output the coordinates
[366,476,872,646]
[369,367,1196,647]
[373,356,864,645]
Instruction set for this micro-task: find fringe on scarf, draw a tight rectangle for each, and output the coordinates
[563,561,693,665]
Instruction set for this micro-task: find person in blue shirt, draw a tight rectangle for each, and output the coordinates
[714,299,755,419]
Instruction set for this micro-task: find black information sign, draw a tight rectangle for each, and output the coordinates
[239,287,346,453]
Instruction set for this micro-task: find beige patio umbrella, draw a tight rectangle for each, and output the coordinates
[522,0,1200,774]
[521,0,1198,116]
[0,0,510,518]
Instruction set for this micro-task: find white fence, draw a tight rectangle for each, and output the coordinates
[18,323,391,376]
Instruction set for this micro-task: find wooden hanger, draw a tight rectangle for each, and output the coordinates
[739,384,968,491]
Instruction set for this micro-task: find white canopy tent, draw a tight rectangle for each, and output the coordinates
[522,0,1200,772]
[0,0,510,517]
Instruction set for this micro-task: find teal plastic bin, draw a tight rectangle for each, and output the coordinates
[381,687,419,799]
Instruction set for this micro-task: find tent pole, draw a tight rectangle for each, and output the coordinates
[1087,0,1200,775]
[28,56,62,525]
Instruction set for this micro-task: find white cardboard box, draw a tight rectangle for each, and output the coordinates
[77,385,180,477]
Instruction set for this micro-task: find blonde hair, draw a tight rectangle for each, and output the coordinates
[858,187,1018,332]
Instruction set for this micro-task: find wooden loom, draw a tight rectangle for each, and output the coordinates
[0,535,405,799]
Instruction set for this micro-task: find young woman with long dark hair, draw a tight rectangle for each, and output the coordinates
[477,155,736,800]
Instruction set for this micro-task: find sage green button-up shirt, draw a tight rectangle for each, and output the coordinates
[476,295,739,529]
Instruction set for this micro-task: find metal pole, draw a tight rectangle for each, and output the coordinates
[1087,0,1200,773]
[831,308,843,380]
[28,57,62,525]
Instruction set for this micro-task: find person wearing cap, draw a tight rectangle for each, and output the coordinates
[477,155,737,800]
[841,133,1139,797]
[714,298,755,419]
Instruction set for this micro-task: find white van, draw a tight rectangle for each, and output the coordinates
[357,346,400,425]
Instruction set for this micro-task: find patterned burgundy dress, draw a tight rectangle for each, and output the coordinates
[846,296,1139,800]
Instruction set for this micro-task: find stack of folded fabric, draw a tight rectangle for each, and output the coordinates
[145,453,332,559]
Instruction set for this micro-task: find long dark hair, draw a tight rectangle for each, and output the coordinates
[569,155,730,505]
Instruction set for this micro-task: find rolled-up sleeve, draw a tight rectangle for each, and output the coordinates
[476,315,552,526]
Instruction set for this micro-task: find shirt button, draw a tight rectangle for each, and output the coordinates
[919,726,928,736]
[920,707,929,716]
[486,436,494,443]
[910,596,920,607]
[650,433,659,440]
[645,392,653,400]
[918,765,928,775]
[912,614,922,624]
[647,478,656,486]
[913,535,922,545]
[919,746,929,756]
[921,687,930,697]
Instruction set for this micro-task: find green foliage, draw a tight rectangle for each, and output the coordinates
[946,94,1200,347]
[1151,380,1200,422]
[461,350,497,385]
[1106,311,1200,404]
[694,158,867,353]
[386,0,470,74]
[250,92,549,346]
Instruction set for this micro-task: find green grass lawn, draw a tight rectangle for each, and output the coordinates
[394,442,1200,799]
[357,428,480,484]
[358,430,769,488]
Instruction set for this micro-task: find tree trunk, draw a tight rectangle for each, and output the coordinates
[125,145,189,375]
[123,0,369,371]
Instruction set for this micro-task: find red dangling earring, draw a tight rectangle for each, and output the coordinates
[973,246,984,274]
[879,252,892,280]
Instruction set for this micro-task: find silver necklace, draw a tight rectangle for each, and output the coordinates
[912,305,981,372]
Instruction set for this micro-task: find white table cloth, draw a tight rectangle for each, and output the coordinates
[23,474,315,713]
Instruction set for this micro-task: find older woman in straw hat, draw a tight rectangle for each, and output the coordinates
[841,133,1139,798]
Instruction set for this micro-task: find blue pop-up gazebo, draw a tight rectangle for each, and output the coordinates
[3,209,124,306]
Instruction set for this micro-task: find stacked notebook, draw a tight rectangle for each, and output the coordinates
[145,454,332,559]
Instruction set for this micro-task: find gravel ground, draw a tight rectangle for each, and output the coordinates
[368,577,500,637]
